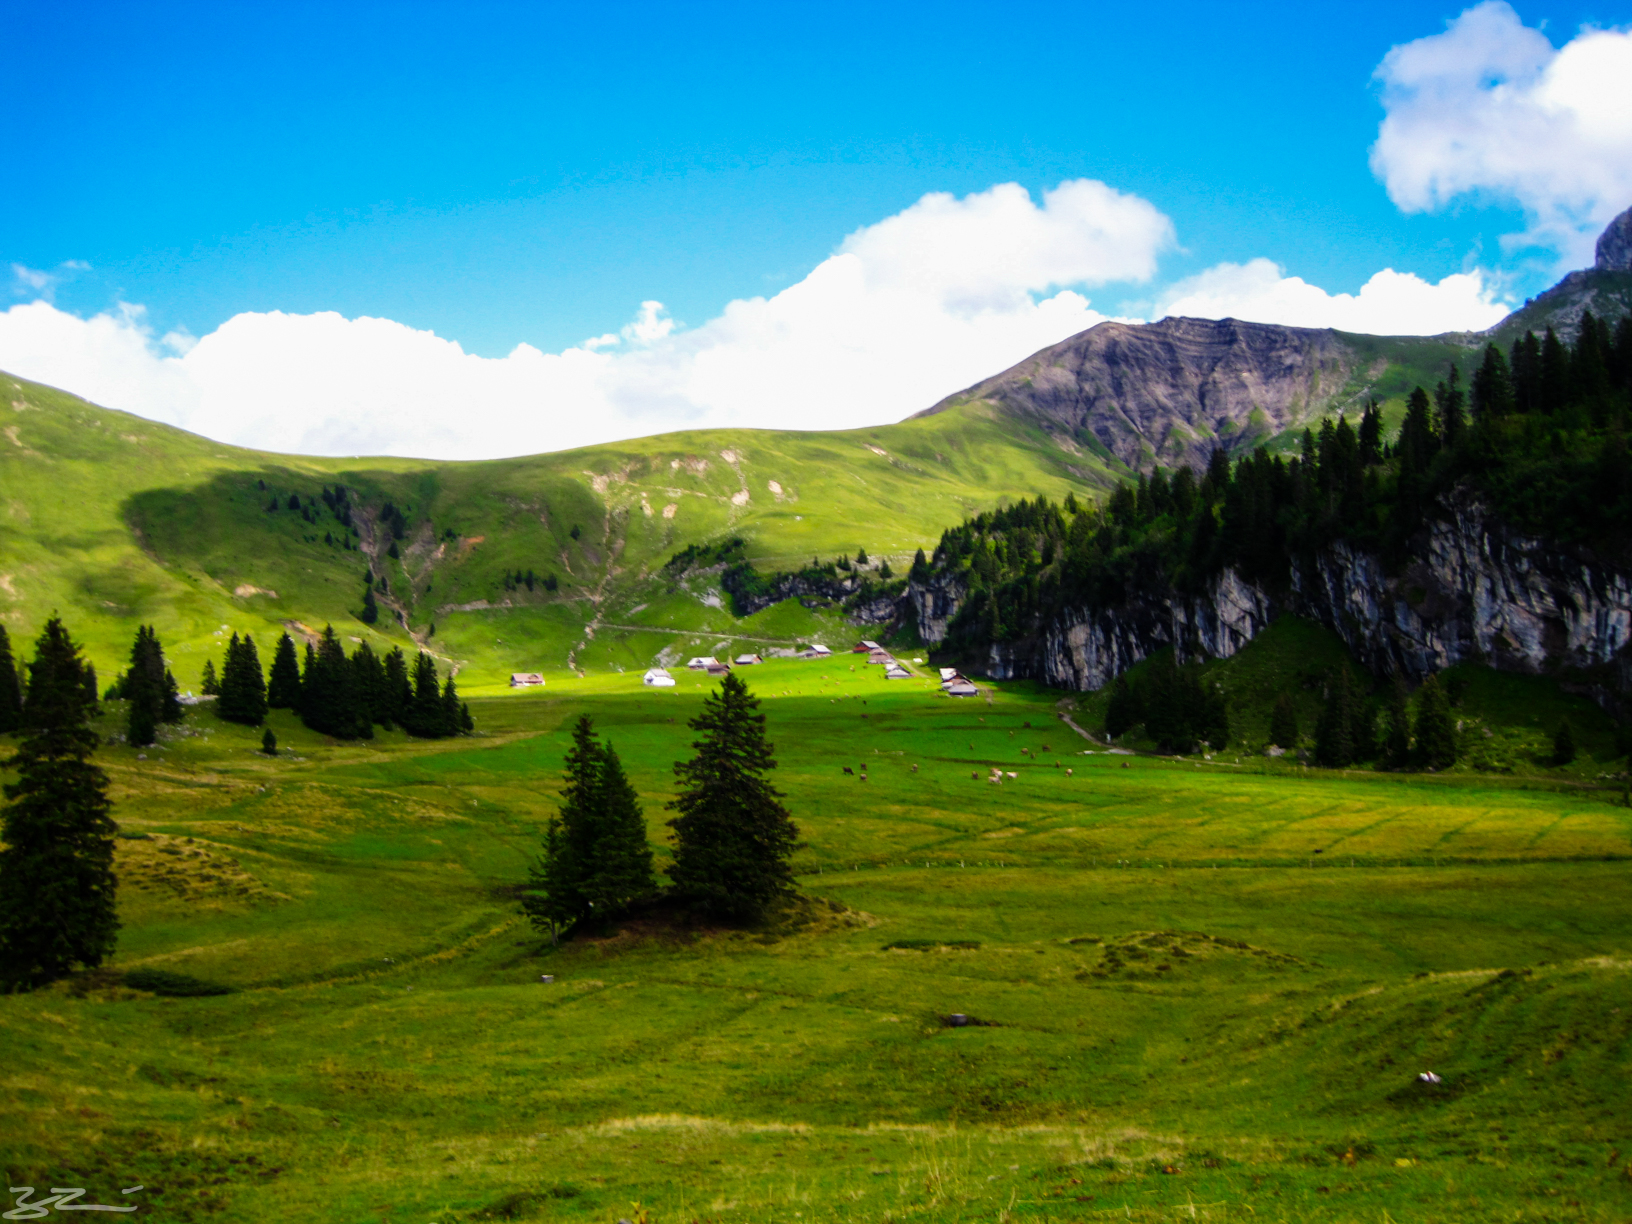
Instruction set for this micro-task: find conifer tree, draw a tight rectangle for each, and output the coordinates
[299,626,368,739]
[261,728,277,756]
[440,675,463,736]
[0,618,118,988]
[360,584,379,624]
[1385,678,1412,767]
[1269,693,1299,749]
[524,716,656,936]
[351,643,393,728]
[200,659,220,697]
[266,632,302,709]
[383,648,412,727]
[1434,365,1466,448]
[1552,718,1576,766]
[666,673,798,922]
[1471,343,1515,419]
[1314,669,1355,768]
[403,651,447,738]
[1104,674,1142,740]
[217,634,268,726]
[122,626,169,746]
[0,625,21,734]
[1413,675,1457,770]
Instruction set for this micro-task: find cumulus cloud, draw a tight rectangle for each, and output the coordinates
[1155,258,1510,334]
[1371,1,1632,267]
[0,180,1169,459]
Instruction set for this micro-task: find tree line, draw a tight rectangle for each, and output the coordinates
[108,623,472,745]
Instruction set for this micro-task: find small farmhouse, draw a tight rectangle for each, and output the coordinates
[509,673,545,688]
[884,663,912,679]
[643,667,676,687]
[947,678,979,697]
[734,653,763,665]
[705,660,733,676]
[686,657,720,671]
[867,648,894,666]
[852,640,881,653]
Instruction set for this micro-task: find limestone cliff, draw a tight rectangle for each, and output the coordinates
[908,496,1632,712]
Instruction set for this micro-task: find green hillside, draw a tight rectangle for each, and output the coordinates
[0,371,1121,691]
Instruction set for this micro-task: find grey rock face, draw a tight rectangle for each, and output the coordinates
[1597,205,1632,272]
[911,496,1632,712]
[915,316,1360,468]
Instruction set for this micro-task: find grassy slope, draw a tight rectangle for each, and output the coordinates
[0,372,1115,690]
[1,658,1629,1222]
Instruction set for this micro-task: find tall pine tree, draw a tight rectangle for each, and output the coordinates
[0,624,22,735]
[383,647,412,728]
[122,625,179,747]
[266,632,303,709]
[217,633,268,726]
[403,651,448,738]
[299,626,368,739]
[1314,668,1355,768]
[667,673,798,922]
[523,716,656,937]
[0,618,118,988]
[1414,675,1458,770]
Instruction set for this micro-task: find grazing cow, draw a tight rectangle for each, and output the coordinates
[843,767,854,775]
[1066,768,1073,776]
[971,771,979,780]
[911,763,919,773]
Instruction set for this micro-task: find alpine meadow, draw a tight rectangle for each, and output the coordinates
[5,160,1632,1224]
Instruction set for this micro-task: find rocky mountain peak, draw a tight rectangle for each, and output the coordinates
[1596,204,1632,272]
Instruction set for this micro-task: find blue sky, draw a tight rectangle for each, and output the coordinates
[2,1,1629,457]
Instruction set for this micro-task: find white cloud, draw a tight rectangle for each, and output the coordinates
[1371,1,1632,267]
[0,180,1169,459]
[1155,258,1510,335]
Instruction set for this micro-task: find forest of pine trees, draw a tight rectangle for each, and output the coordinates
[247,628,472,740]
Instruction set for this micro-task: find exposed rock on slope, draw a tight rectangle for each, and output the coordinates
[909,495,1632,713]
[912,316,1472,470]
[1598,204,1632,272]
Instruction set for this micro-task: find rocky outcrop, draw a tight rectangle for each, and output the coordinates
[912,497,1632,711]
[915,316,1365,468]
[1598,205,1632,272]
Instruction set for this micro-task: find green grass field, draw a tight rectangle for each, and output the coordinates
[4,653,1630,1223]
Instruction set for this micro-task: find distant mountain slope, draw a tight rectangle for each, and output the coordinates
[0,374,1115,688]
[913,316,1472,467]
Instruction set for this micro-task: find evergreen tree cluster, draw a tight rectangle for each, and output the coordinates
[1100,653,1229,753]
[265,483,366,551]
[0,618,117,988]
[930,311,1631,663]
[1306,671,1456,770]
[523,716,656,938]
[106,626,182,747]
[260,629,473,740]
[216,633,269,725]
[502,568,549,593]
